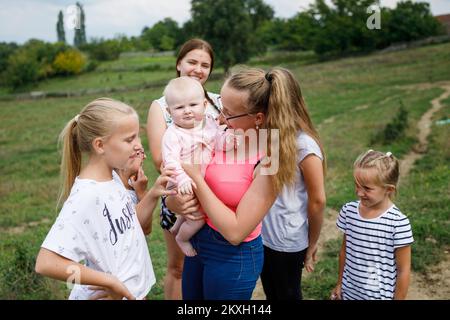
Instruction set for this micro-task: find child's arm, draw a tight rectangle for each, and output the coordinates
[135,167,177,235]
[331,235,346,300]
[300,154,326,272]
[162,129,194,189]
[394,245,411,299]
[35,248,134,300]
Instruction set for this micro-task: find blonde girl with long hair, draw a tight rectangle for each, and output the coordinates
[35,98,176,300]
[180,66,326,299]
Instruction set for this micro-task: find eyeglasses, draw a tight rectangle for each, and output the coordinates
[220,109,251,122]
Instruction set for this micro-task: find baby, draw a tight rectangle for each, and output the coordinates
[161,76,234,256]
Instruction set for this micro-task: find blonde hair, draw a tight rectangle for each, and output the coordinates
[58,98,137,206]
[225,66,326,193]
[354,149,399,199]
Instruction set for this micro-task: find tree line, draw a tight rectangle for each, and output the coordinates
[0,0,445,90]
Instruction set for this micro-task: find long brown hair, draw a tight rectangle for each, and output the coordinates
[58,98,137,207]
[225,67,326,193]
[176,38,217,109]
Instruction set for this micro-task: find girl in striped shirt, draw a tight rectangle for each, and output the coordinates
[331,150,414,300]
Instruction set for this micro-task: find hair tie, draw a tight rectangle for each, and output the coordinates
[265,72,272,83]
[74,114,80,123]
[386,151,392,157]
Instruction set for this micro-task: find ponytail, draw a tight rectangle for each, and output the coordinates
[57,117,82,208]
[226,67,326,193]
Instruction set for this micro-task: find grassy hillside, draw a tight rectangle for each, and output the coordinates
[0,42,448,299]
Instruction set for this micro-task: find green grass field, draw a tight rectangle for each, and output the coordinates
[0,42,449,299]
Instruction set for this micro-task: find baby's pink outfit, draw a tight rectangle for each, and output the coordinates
[162,115,234,188]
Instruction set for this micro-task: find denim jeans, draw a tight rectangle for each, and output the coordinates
[182,224,263,300]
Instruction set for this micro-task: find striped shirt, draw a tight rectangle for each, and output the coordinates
[336,201,414,300]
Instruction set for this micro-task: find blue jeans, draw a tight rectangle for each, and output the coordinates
[182,224,263,300]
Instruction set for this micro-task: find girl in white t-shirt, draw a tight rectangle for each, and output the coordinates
[35,98,177,300]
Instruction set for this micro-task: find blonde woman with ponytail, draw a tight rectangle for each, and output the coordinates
[180,66,325,299]
[35,98,177,300]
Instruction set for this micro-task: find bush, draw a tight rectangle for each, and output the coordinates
[4,51,39,89]
[53,49,86,75]
[83,39,122,61]
[370,102,409,145]
[84,59,99,72]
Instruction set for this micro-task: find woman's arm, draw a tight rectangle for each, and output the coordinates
[300,154,326,272]
[146,100,167,173]
[394,245,411,299]
[136,168,177,235]
[187,165,276,245]
[35,248,134,300]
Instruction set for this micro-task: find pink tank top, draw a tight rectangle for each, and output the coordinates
[203,149,263,242]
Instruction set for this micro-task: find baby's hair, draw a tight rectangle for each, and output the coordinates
[163,76,205,107]
[354,149,399,199]
[58,98,138,207]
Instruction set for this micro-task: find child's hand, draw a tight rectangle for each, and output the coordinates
[178,180,197,195]
[304,243,318,272]
[149,167,178,198]
[129,167,148,200]
[330,284,342,300]
[89,275,135,300]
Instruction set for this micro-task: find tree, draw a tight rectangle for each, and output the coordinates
[56,10,66,43]
[386,0,443,43]
[141,18,181,51]
[74,2,87,47]
[188,0,273,72]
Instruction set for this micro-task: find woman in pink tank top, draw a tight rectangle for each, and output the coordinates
[175,67,317,300]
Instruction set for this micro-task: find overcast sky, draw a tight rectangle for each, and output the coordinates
[0,0,448,44]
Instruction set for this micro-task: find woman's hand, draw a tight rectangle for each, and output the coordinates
[304,243,318,272]
[181,162,202,181]
[89,275,135,300]
[165,193,203,221]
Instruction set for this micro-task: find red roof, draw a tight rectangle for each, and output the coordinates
[435,14,450,24]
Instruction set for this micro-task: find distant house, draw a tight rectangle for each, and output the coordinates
[435,14,450,35]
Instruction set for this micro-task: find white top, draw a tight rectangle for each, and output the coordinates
[155,92,221,126]
[337,201,414,300]
[261,132,323,252]
[41,176,155,300]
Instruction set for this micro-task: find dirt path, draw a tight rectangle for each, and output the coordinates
[252,82,450,300]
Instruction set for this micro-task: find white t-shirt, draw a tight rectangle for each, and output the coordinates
[261,131,323,252]
[41,176,155,300]
[112,170,138,205]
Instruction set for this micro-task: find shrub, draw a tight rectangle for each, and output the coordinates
[4,51,39,89]
[53,49,86,75]
[370,102,409,145]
